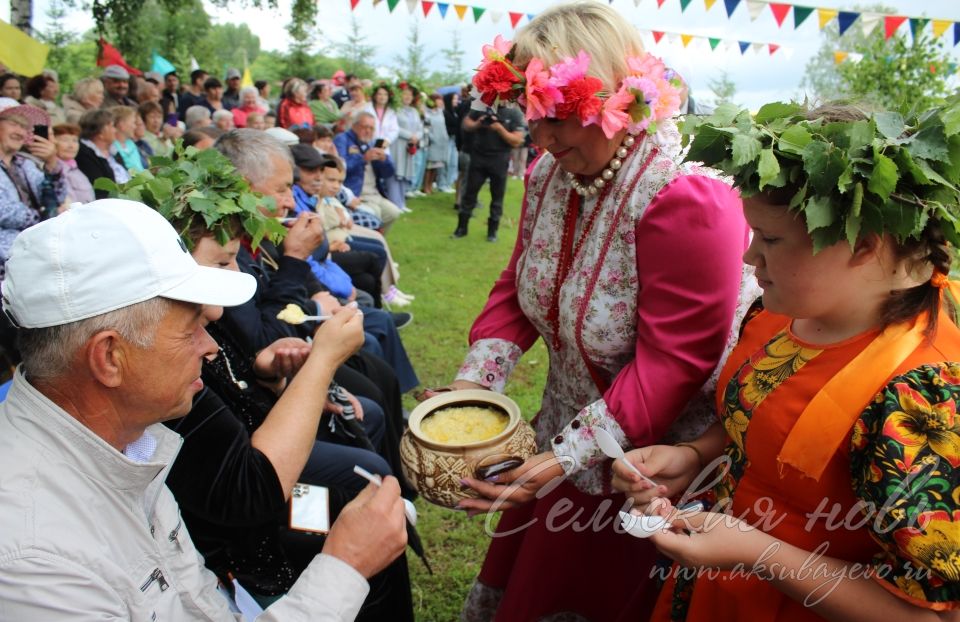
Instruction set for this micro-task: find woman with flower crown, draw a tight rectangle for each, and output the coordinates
[420,2,754,620]
[613,100,960,621]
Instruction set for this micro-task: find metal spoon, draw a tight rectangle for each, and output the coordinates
[593,427,660,488]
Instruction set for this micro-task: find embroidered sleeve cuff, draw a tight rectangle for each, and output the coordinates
[550,400,631,476]
[455,338,523,393]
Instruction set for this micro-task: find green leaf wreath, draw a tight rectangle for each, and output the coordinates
[679,97,960,253]
[95,143,287,251]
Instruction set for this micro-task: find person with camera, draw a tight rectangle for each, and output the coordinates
[452,102,525,242]
[0,98,66,279]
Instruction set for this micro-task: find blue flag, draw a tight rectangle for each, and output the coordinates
[151,52,176,76]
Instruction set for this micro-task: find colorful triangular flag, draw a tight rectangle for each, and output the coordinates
[453,4,467,20]
[708,37,721,50]
[98,38,143,75]
[910,18,929,39]
[745,0,765,21]
[724,0,740,18]
[738,40,750,54]
[838,11,859,36]
[704,0,718,10]
[472,6,485,22]
[833,51,848,64]
[509,11,523,28]
[817,8,837,30]
[932,19,951,39]
[489,10,503,24]
[859,13,881,37]
[150,52,175,76]
[769,3,790,28]
[652,30,665,43]
[768,43,779,55]
[884,15,907,39]
[751,42,764,53]
[657,0,668,7]
[350,0,360,9]
[422,1,433,17]
[387,0,400,11]
[240,66,253,88]
[955,22,960,46]
[189,56,200,72]
[793,6,813,29]
[527,13,534,21]
[680,34,694,47]
[437,2,448,18]
[680,0,694,12]
[405,0,416,13]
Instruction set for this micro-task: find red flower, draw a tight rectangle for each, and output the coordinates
[473,61,522,106]
[555,76,603,121]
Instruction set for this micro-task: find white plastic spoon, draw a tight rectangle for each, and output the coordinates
[593,426,660,488]
[353,465,418,526]
[618,511,671,538]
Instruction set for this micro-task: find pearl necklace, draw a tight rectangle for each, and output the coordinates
[565,133,637,197]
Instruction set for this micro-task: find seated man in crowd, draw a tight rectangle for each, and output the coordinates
[100,64,137,108]
[333,111,403,234]
[0,199,407,619]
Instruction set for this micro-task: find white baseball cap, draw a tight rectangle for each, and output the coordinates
[2,199,257,329]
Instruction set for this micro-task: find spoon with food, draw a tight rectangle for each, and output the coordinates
[276,303,331,325]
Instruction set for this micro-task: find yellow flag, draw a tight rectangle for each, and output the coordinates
[241,66,253,88]
[833,51,848,65]
[932,19,952,39]
[454,4,468,20]
[0,19,50,77]
[704,0,718,10]
[818,8,838,29]
[681,34,694,47]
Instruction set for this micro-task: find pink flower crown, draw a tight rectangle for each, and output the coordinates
[473,35,683,139]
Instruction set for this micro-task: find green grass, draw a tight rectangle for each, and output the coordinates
[386,180,548,621]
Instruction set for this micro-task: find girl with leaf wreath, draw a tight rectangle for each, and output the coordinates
[613,100,960,621]
[419,2,756,619]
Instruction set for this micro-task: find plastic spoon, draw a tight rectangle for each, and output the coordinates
[353,465,418,526]
[593,427,660,488]
[281,314,331,324]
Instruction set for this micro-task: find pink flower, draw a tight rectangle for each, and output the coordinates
[482,35,513,64]
[549,50,591,87]
[555,76,603,121]
[589,85,633,138]
[521,58,564,121]
[652,78,682,121]
[626,54,667,82]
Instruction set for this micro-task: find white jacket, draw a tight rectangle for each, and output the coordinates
[0,369,369,621]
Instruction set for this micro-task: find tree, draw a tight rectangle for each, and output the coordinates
[707,71,737,107]
[285,0,320,79]
[392,22,431,86]
[206,23,260,75]
[801,4,951,112]
[440,29,467,86]
[335,15,376,77]
[38,0,79,80]
[10,0,32,34]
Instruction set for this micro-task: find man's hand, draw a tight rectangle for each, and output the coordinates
[282,213,325,260]
[323,477,408,578]
[311,304,365,367]
[363,147,386,162]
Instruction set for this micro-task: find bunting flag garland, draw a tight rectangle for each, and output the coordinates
[471,5,484,22]
[453,4,467,20]
[708,37,721,50]
[769,3,790,28]
[859,13,882,37]
[724,0,740,18]
[933,19,952,39]
[884,15,907,39]
[739,40,750,54]
[768,43,779,55]
[437,2,448,18]
[652,30,665,43]
[837,11,859,36]
[386,0,399,11]
[704,0,718,10]
[421,0,433,16]
[681,33,694,47]
[910,18,929,40]
[642,27,781,56]
[817,8,837,29]
[793,5,813,28]
[746,0,765,21]
[680,0,694,12]
[509,11,523,28]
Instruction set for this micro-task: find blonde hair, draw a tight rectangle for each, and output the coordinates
[511,1,644,94]
[111,105,136,124]
[72,77,103,101]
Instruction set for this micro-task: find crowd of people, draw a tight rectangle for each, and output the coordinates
[0,1,958,621]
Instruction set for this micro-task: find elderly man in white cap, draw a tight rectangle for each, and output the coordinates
[0,97,65,278]
[101,64,137,107]
[0,199,408,620]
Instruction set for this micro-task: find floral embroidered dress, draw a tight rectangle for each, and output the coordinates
[457,122,755,621]
[652,309,960,621]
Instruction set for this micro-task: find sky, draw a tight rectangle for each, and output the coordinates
[6,0,960,108]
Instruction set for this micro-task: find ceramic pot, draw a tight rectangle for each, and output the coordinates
[399,390,538,508]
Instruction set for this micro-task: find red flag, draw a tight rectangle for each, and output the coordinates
[350,0,361,8]
[768,43,780,55]
[657,0,667,7]
[652,31,665,43]
[97,38,142,76]
[422,0,433,16]
[769,3,790,27]
[509,11,523,28]
[884,15,907,39]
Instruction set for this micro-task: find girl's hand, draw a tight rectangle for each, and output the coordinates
[651,511,775,571]
[612,445,700,512]
[457,451,566,514]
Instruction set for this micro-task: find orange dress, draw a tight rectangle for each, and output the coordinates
[651,309,960,621]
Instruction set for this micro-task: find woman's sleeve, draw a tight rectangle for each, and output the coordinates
[455,184,541,392]
[165,387,287,527]
[552,174,748,472]
[850,363,960,611]
[382,111,400,143]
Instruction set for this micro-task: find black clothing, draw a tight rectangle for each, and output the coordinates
[75,143,116,199]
